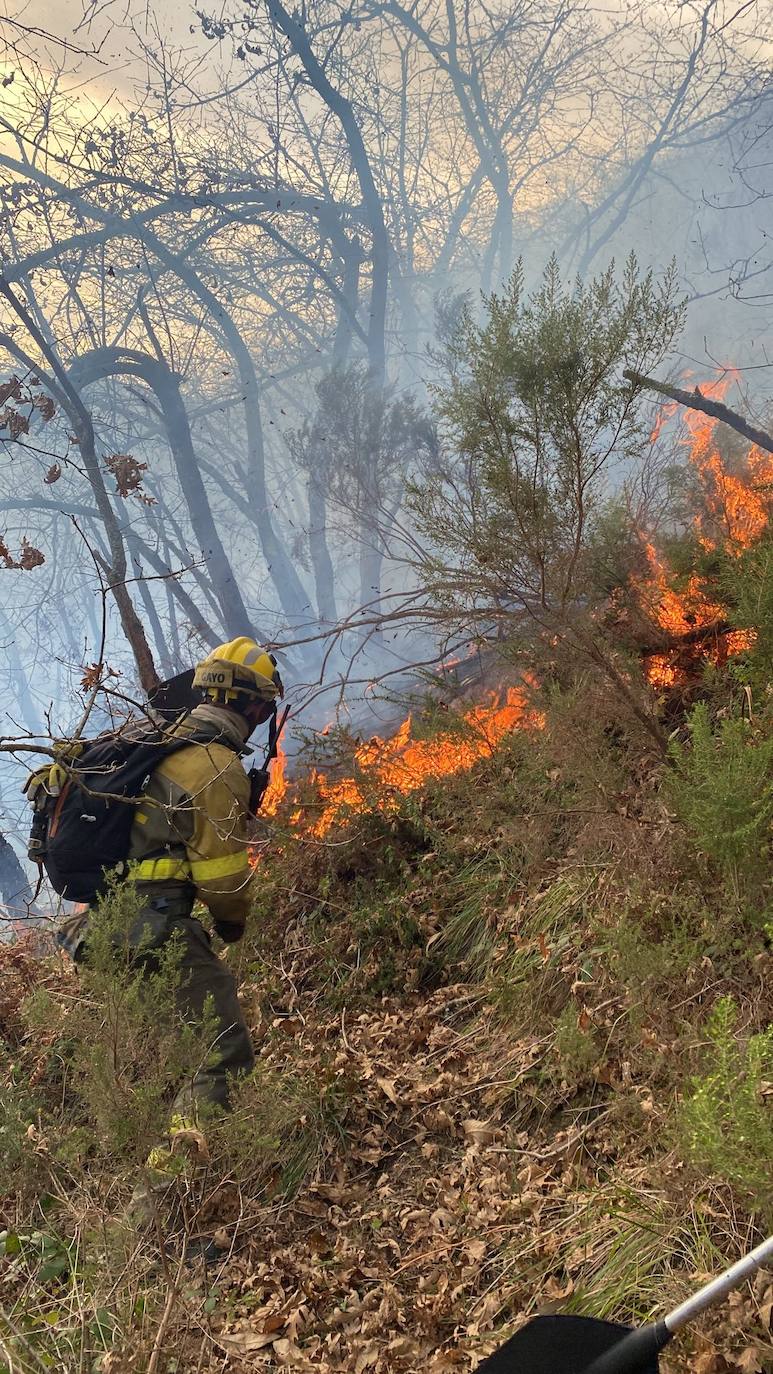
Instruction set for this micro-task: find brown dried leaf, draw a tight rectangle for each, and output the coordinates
[43,462,61,484]
[0,536,44,570]
[33,393,56,421]
[462,1118,497,1146]
[377,1076,399,1105]
[735,1347,765,1373]
[105,452,155,503]
[80,662,104,691]
[0,376,22,406]
[354,1343,380,1372]
[218,1329,277,1353]
[0,406,29,439]
[18,538,44,569]
[272,1338,305,1364]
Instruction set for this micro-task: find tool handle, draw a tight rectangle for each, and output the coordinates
[665,1234,773,1334]
[585,1321,670,1374]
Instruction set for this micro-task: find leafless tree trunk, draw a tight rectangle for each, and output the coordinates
[67,346,259,642]
[0,279,159,691]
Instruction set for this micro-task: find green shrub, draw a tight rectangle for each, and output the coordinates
[215,1059,349,1201]
[681,997,773,1223]
[25,882,221,1163]
[667,702,772,898]
[722,530,773,681]
[551,1003,598,1085]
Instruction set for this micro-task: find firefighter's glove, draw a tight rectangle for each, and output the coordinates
[214,920,243,944]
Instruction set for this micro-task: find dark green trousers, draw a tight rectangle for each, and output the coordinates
[159,916,255,1114]
[61,900,255,1114]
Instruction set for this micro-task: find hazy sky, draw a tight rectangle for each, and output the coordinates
[1,0,230,103]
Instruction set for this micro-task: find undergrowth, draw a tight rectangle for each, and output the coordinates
[1,657,771,1372]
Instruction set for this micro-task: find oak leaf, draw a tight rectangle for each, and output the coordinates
[0,406,29,439]
[33,394,56,421]
[105,452,155,503]
[0,376,22,405]
[80,663,104,691]
[0,536,44,570]
[18,539,44,569]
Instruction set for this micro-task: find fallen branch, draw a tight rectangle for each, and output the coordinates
[624,369,773,456]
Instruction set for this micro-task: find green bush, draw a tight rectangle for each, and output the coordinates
[681,997,773,1223]
[25,882,220,1163]
[722,530,773,681]
[667,701,772,898]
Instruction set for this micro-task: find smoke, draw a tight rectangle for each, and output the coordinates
[1,0,772,882]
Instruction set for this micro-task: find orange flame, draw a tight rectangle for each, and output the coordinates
[260,740,288,816]
[637,543,724,639]
[638,369,771,686]
[309,687,543,838]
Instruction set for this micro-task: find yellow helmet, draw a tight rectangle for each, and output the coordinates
[192,636,284,707]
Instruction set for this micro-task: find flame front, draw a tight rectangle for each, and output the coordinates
[638,372,771,686]
[309,687,543,838]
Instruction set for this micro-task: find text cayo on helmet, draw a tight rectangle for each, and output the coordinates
[193,637,284,711]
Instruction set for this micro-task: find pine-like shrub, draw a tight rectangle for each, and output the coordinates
[681,997,773,1223]
[667,702,772,898]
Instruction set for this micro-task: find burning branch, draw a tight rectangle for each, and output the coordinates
[624,369,773,457]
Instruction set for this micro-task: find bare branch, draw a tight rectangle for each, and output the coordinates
[624,369,773,456]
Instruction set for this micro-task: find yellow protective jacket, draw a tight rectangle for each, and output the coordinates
[128,703,254,928]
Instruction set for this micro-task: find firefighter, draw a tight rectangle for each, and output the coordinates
[57,636,284,1116]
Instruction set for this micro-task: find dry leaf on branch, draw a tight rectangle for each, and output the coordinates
[105,452,155,503]
[18,538,44,569]
[0,406,30,438]
[33,393,56,421]
[0,376,22,405]
[80,662,104,691]
[0,535,45,570]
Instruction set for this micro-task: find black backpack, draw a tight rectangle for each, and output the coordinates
[24,724,218,904]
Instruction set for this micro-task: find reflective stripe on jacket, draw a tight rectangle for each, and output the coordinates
[128,704,253,928]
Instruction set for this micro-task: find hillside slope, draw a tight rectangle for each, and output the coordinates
[1,666,772,1374]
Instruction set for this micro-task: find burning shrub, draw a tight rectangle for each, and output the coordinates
[409,255,685,752]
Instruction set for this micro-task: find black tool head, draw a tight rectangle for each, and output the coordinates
[474,1314,662,1374]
